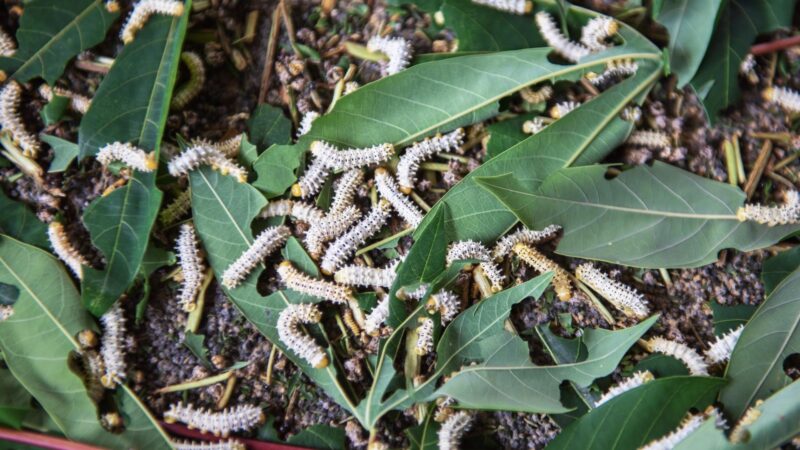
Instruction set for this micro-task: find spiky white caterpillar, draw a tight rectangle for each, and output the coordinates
[277,303,329,368]
[334,264,397,289]
[366,36,412,76]
[0,305,14,322]
[159,190,192,225]
[471,0,531,14]
[575,263,650,319]
[595,371,654,406]
[260,199,295,218]
[320,200,392,274]
[291,201,326,223]
[520,85,553,104]
[447,241,505,292]
[38,84,92,114]
[0,28,16,57]
[173,439,246,450]
[426,290,461,324]
[190,135,243,158]
[278,261,353,304]
[415,316,435,355]
[168,144,248,182]
[739,54,758,84]
[330,169,363,214]
[172,52,205,110]
[99,302,127,387]
[344,81,360,95]
[364,294,390,335]
[164,402,264,437]
[729,401,763,444]
[310,141,394,170]
[304,205,362,258]
[176,223,204,310]
[626,130,671,149]
[221,226,291,288]
[580,17,618,51]
[550,101,580,119]
[512,243,572,301]
[0,81,41,157]
[96,142,157,172]
[737,190,800,226]
[587,59,638,88]
[375,167,424,227]
[492,225,561,260]
[639,413,707,450]
[48,222,89,279]
[621,106,642,123]
[762,85,800,113]
[293,159,330,198]
[438,411,473,450]
[397,128,464,193]
[535,12,591,63]
[522,117,546,135]
[644,337,709,376]
[297,111,319,138]
[704,324,744,365]
[121,0,185,44]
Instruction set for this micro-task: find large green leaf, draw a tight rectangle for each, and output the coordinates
[0,0,117,84]
[761,246,800,295]
[478,162,800,268]
[0,367,31,429]
[78,8,190,315]
[287,424,346,450]
[546,376,724,450]
[720,266,800,419]
[689,0,796,123]
[0,191,48,249]
[435,316,657,412]
[437,0,543,51]
[0,236,171,448]
[406,414,439,450]
[654,0,722,86]
[247,104,292,150]
[189,167,363,422]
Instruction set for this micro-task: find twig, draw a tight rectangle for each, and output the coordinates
[0,427,104,450]
[744,139,772,199]
[215,375,237,409]
[258,6,282,104]
[751,35,800,56]
[574,278,616,325]
[658,268,673,289]
[774,151,800,171]
[723,139,738,185]
[343,42,388,62]
[355,228,413,255]
[263,345,278,385]
[732,132,746,184]
[156,370,234,394]
[185,268,214,333]
[409,191,431,212]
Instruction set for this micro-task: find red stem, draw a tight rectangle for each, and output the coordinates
[0,427,104,450]
[751,35,800,56]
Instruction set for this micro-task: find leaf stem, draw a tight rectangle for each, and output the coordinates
[574,279,616,324]
[156,370,233,394]
[356,228,413,255]
[185,268,213,333]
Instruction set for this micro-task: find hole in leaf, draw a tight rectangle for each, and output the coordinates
[0,282,19,306]
[783,353,800,380]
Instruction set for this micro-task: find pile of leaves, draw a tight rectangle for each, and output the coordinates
[0,0,799,449]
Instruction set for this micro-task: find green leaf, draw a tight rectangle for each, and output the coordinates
[720,265,800,419]
[189,167,363,423]
[40,135,79,173]
[478,162,800,268]
[689,0,796,123]
[252,144,305,198]
[710,302,755,336]
[247,104,292,149]
[0,236,171,448]
[416,62,660,242]
[141,242,176,276]
[0,0,117,84]
[634,353,689,377]
[654,0,722,86]
[436,316,657,412]
[406,413,439,450]
[40,94,70,125]
[78,7,191,315]
[282,236,319,277]
[546,376,724,450]
[287,424,346,450]
[485,113,538,160]
[762,246,800,295]
[436,0,543,51]
[183,331,212,368]
[0,191,48,249]
[238,134,259,168]
[0,367,31,429]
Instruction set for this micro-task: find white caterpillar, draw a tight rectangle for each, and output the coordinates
[175,223,204,311]
[277,261,353,304]
[99,302,127,388]
[277,303,329,368]
[737,190,800,226]
[260,199,295,218]
[513,243,573,301]
[521,118,546,135]
[415,316,435,355]
[550,101,580,119]
[520,85,553,104]
[221,226,291,288]
[190,135,243,158]
[595,371,654,406]
[164,402,265,437]
[587,59,637,88]
[575,263,650,319]
[297,111,319,138]
[375,167,424,228]
[344,81,360,95]
[397,129,464,193]
[0,27,16,57]
[621,106,642,123]
[96,142,157,172]
[168,144,248,182]
[471,0,531,14]
[426,290,461,324]
[0,81,41,157]
[310,141,394,171]
[364,294,391,335]
[762,85,800,114]
[366,36,413,76]
[438,411,473,450]
[0,305,13,322]
[492,225,561,260]
[580,17,618,51]
[330,169,363,214]
[121,0,185,44]
[640,410,720,450]
[293,158,330,198]
[739,54,758,84]
[334,263,397,289]
[304,205,362,258]
[320,200,392,274]
[704,324,744,365]
[729,401,763,444]
[535,11,591,63]
[447,241,505,292]
[173,439,246,450]
[291,201,326,223]
[48,222,90,279]
[644,337,709,376]
[626,130,671,149]
[38,84,92,114]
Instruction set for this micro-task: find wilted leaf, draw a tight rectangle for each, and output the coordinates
[654,0,722,85]
[0,191,48,249]
[40,135,79,173]
[0,0,117,84]
[546,376,724,450]
[478,162,800,268]
[721,265,800,419]
[0,236,171,448]
[78,9,191,315]
[762,246,800,295]
[287,424,346,450]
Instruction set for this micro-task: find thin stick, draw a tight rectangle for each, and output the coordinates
[658,268,673,289]
[744,139,772,199]
[410,191,431,212]
[774,152,800,171]
[263,345,278,385]
[574,278,616,324]
[420,162,450,172]
[185,268,214,333]
[766,171,795,189]
[750,131,793,144]
[216,375,237,409]
[258,7,282,104]
[156,370,234,394]
[0,427,104,450]
[723,139,738,185]
[751,35,800,56]
[355,228,413,255]
[732,132,746,184]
